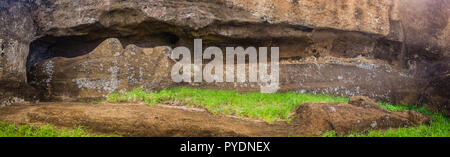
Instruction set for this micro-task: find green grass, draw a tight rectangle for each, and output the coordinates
[322,103,449,137]
[0,122,112,137]
[107,87,449,137]
[107,87,348,122]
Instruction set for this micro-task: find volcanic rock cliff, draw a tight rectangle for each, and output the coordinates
[0,0,449,115]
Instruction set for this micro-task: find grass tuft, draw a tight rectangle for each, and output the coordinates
[0,122,113,137]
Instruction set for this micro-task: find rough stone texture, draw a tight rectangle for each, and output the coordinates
[349,96,387,111]
[0,0,37,106]
[228,0,392,35]
[188,56,422,104]
[0,0,449,114]
[394,0,450,115]
[292,96,431,136]
[29,41,422,103]
[28,38,176,100]
[30,0,391,36]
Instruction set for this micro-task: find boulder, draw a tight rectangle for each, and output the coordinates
[292,96,431,136]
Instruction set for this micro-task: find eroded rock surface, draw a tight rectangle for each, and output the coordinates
[28,38,176,100]
[292,96,431,136]
[29,37,422,103]
[0,0,36,106]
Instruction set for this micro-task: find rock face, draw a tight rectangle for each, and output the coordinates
[0,0,36,106]
[391,0,450,115]
[28,38,176,100]
[0,0,448,114]
[292,96,431,136]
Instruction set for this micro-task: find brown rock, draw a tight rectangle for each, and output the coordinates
[349,96,387,111]
[0,0,37,106]
[292,99,431,136]
[400,110,432,125]
[28,38,177,100]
